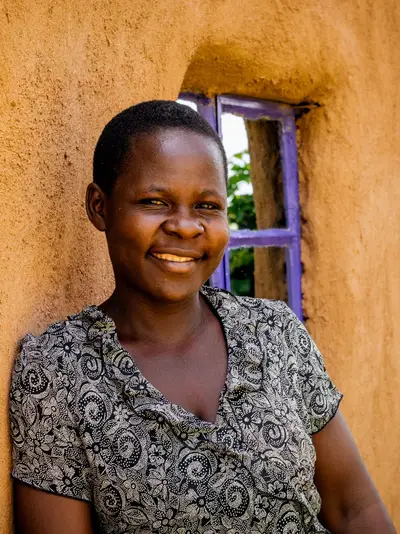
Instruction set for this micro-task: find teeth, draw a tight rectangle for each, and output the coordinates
[152,253,195,263]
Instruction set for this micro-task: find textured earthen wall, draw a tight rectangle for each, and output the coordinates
[1,1,399,531]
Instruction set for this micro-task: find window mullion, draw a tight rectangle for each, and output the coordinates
[279,114,303,319]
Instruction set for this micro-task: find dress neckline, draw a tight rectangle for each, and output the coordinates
[83,287,232,428]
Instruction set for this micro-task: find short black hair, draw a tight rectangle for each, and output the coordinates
[93,100,228,195]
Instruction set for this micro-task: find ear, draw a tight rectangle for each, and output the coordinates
[86,183,107,231]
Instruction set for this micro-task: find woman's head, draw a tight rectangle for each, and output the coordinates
[87,100,230,303]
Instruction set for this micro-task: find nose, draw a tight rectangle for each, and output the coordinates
[162,208,204,239]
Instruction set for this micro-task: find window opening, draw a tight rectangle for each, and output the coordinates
[229,247,255,297]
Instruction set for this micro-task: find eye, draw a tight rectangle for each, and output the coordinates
[140,198,167,206]
[196,202,219,210]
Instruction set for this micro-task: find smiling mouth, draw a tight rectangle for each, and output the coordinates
[151,253,197,263]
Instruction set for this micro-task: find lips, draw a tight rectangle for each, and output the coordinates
[148,248,203,273]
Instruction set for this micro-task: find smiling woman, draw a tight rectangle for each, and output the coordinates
[10,101,395,534]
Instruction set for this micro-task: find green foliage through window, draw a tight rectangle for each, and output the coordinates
[227,151,256,297]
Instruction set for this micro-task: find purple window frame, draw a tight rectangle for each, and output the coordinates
[179,93,303,320]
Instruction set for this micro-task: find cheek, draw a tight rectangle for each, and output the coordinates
[108,214,157,247]
[209,218,230,252]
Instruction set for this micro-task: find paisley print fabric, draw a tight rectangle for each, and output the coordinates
[10,287,342,533]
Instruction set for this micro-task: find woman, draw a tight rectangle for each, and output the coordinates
[10,101,395,533]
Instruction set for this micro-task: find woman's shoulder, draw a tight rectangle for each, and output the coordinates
[11,305,110,413]
[201,285,292,321]
[202,286,318,363]
[16,305,106,369]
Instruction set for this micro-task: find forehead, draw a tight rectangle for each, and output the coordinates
[119,128,226,188]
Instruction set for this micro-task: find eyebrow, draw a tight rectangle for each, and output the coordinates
[144,186,224,198]
[145,186,169,194]
[198,189,224,198]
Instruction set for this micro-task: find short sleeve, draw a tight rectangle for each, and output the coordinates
[281,304,343,434]
[9,334,92,501]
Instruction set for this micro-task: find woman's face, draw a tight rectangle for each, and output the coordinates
[99,128,229,303]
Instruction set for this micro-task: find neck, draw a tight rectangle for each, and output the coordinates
[101,284,206,346]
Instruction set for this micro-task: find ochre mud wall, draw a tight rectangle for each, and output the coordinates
[1,1,399,530]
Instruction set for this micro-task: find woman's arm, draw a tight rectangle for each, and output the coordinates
[313,411,396,533]
[14,481,94,534]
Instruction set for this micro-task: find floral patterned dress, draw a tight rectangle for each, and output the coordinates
[10,286,342,533]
